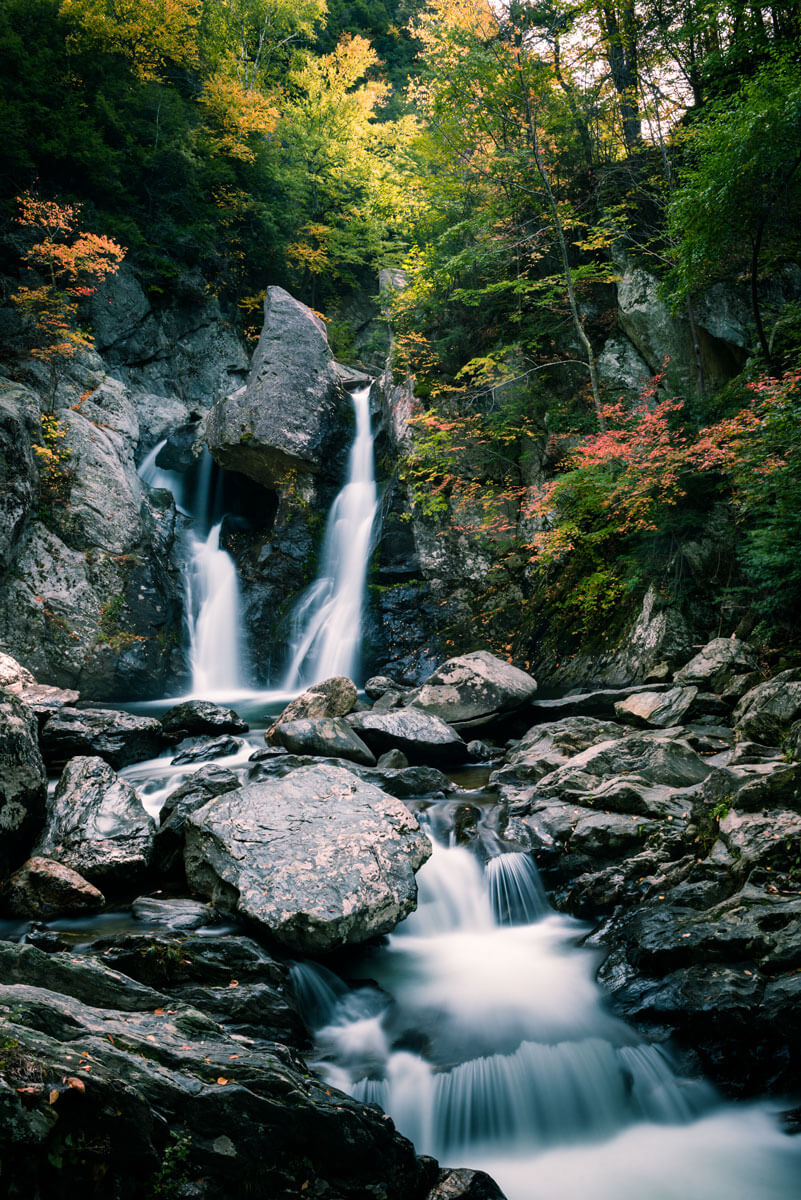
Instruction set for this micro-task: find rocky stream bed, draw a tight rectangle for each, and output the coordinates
[2,644,801,1198]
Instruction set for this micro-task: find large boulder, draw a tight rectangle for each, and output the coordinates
[152,764,241,877]
[205,287,343,487]
[269,676,358,733]
[34,756,156,887]
[533,732,712,800]
[0,690,48,878]
[674,638,758,694]
[734,669,801,745]
[269,717,376,766]
[184,763,432,953]
[348,708,467,765]
[1,855,104,918]
[40,706,163,770]
[407,650,537,730]
[160,699,248,740]
[614,686,698,728]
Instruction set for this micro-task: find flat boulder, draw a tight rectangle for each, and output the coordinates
[348,708,467,765]
[614,686,698,728]
[408,650,537,729]
[160,700,248,740]
[734,669,801,745]
[0,689,47,877]
[535,732,712,800]
[0,652,78,722]
[269,717,376,766]
[35,756,156,887]
[674,637,757,693]
[204,286,342,486]
[1,855,104,918]
[40,706,163,770]
[184,763,431,953]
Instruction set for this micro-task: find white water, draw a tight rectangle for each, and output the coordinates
[184,524,243,696]
[298,835,801,1199]
[138,441,244,697]
[284,385,377,689]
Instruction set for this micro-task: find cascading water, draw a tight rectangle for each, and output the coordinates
[138,441,244,697]
[294,827,801,1200]
[284,384,377,689]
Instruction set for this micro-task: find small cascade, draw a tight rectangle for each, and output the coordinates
[184,523,243,696]
[138,442,245,697]
[305,832,801,1200]
[284,385,377,689]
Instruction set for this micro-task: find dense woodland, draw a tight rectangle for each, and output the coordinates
[2,0,800,672]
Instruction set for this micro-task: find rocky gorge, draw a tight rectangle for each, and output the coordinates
[1,274,801,1198]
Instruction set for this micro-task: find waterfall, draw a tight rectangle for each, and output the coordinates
[305,834,801,1200]
[284,385,377,689]
[138,442,244,697]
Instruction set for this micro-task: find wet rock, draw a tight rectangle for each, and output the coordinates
[407,650,537,730]
[269,717,376,766]
[270,675,358,732]
[171,735,243,765]
[569,812,659,857]
[527,684,671,723]
[614,686,698,728]
[40,706,163,770]
[184,763,431,953]
[0,855,104,918]
[0,689,47,878]
[160,699,249,740]
[734,669,801,745]
[0,939,434,1200]
[377,748,410,769]
[674,637,758,694]
[0,651,79,723]
[205,286,343,486]
[426,1167,508,1200]
[131,896,218,931]
[152,765,241,877]
[534,732,712,800]
[348,708,467,766]
[366,675,402,700]
[34,755,155,888]
[376,765,455,798]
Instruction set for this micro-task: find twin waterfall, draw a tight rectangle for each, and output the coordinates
[138,385,376,696]
[284,385,377,690]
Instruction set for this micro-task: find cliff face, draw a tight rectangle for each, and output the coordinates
[0,267,249,699]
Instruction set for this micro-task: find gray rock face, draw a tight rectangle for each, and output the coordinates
[1,855,104,918]
[0,376,39,573]
[535,733,712,800]
[0,691,48,877]
[348,708,467,765]
[205,287,343,486]
[674,637,758,693]
[152,765,241,878]
[734,669,801,745]
[269,717,376,766]
[40,706,163,770]
[408,650,537,729]
[160,700,249,739]
[494,717,627,785]
[614,686,698,728]
[184,764,431,952]
[596,334,652,393]
[35,755,155,887]
[171,735,243,765]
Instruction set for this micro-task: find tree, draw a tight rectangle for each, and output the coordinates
[11,190,126,404]
[667,54,801,366]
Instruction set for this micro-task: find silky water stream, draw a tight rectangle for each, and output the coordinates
[289,794,801,1200]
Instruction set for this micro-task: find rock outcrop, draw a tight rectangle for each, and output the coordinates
[407,650,537,731]
[205,287,344,487]
[40,706,163,770]
[35,756,156,888]
[184,763,432,953]
[0,689,47,877]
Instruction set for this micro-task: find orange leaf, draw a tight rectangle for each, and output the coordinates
[49,1089,60,1105]
[216,1077,229,1085]
[67,1077,86,1093]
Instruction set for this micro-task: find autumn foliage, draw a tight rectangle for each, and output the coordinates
[11,191,125,402]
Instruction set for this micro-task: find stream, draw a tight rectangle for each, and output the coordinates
[116,383,801,1196]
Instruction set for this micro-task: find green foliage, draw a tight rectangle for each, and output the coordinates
[33,411,73,521]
